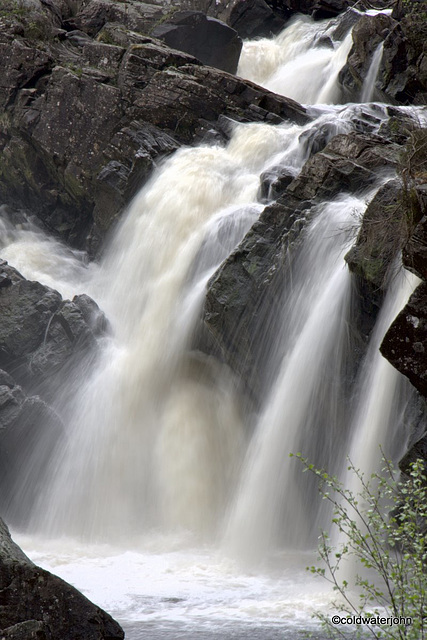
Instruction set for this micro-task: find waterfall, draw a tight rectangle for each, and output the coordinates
[2,10,426,639]
[224,196,359,562]
[361,42,384,102]
[28,115,362,540]
[345,269,419,487]
[237,15,354,104]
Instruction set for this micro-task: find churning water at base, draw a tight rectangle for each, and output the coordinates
[2,10,425,640]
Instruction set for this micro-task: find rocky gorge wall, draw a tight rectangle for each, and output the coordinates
[0,0,427,635]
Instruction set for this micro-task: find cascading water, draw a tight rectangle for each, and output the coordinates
[225,196,360,563]
[237,15,354,104]
[2,10,426,640]
[360,42,384,103]
[344,268,419,491]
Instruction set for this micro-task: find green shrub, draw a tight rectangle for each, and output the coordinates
[293,453,427,638]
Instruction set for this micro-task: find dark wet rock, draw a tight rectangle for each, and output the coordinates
[201,195,312,400]
[285,132,382,202]
[340,5,427,105]
[93,123,180,240]
[381,1,427,105]
[1,620,50,640]
[398,392,427,475]
[0,518,124,639]
[339,12,395,102]
[152,11,242,74]
[311,0,350,21]
[345,179,412,304]
[0,7,307,254]
[381,282,427,398]
[201,129,407,398]
[404,211,427,282]
[228,0,290,39]
[327,6,361,40]
[258,167,294,202]
[0,263,106,389]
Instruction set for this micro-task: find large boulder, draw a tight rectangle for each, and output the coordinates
[227,0,290,39]
[0,518,124,639]
[151,11,242,74]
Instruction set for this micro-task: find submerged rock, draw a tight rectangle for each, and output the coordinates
[0,518,124,639]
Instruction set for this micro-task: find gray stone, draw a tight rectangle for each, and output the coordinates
[0,518,124,639]
[152,11,242,74]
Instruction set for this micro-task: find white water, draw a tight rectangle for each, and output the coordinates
[361,42,384,102]
[1,12,425,640]
[225,197,358,562]
[345,269,419,489]
[237,15,353,104]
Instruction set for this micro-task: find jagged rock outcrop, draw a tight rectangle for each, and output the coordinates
[0,261,107,392]
[0,518,124,639]
[345,179,408,296]
[339,12,395,102]
[0,0,307,254]
[202,123,402,398]
[340,2,427,104]
[381,282,427,398]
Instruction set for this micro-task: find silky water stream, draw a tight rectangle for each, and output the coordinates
[2,11,425,640]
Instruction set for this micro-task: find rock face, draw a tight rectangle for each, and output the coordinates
[0,518,124,639]
[202,121,403,399]
[151,10,242,74]
[381,282,427,398]
[227,0,290,39]
[345,179,408,297]
[0,260,107,523]
[0,0,307,254]
[340,2,427,104]
[0,262,107,392]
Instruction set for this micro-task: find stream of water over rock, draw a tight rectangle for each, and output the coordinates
[2,12,426,639]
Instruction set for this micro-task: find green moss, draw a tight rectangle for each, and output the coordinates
[62,62,84,78]
[0,0,26,19]
[97,30,117,46]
